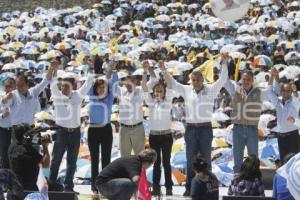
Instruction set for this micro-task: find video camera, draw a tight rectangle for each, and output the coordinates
[12,124,58,145]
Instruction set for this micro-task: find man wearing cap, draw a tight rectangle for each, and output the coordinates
[48,61,94,192]
[0,78,15,169]
[164,54,229,196]
[116,60,156,157]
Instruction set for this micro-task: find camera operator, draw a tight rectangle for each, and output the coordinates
[8,124,51,191]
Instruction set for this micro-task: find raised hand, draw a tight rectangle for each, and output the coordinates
[2,92,13,104]
[220,53,230,65]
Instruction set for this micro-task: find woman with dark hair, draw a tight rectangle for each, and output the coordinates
[191,153,219,200]
[142,60,174,196]
[228,154,265,196]
[87,61,118,194]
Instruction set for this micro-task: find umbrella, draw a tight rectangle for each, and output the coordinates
[229,52,246,60]
[54,42,72,50]
[22,48,39,55]
[284,51,300,62]
[146,167,186,185]
[220,44,238,53]
[7,41,24,50]
[252,55,272,67]
[21,60,37,69]
[155,14,171,22]
[36,61,51,71]
[2,63,27,70]
[0,50,16,58]
[39,50,62,60]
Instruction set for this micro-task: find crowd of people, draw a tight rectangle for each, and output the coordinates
[0,0,299,199]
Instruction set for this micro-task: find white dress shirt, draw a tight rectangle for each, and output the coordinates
[117,86,144,125]
[170,64,228,123]
[6,78,50,126]
[51,76,94,128]
[143,90,174,131]
[267,89,299,133]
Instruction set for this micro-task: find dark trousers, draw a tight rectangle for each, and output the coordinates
[97,178,137,200]
[0,128,11,168]
[185,125,213,191]
[149,133,173,189]
[88,124,113,191]
[278,130,300,161]
[49,128,80,189]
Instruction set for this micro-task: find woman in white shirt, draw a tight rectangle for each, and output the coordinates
[142,61,174,196]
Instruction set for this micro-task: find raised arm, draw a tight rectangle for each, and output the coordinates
[158,61,172,89]
[142,64,148,92]
[261,68,279,105]
[161,62,186,96]
[210,53,229,96]
[78,74,95,97]
[31,65,55,97]
[50,60,61,97]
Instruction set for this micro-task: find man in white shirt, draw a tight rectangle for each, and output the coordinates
[0,78,15,168]
[116,61,156,157]
[2,67,55,142]
[48,62,94,192]
[164,54,229,196]
[266,68,300,161]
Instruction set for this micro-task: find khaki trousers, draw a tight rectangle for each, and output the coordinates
[119,124,145,157]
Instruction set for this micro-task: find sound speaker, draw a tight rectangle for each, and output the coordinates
[24,191,77,200]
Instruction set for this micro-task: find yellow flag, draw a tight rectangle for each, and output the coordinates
[235,58,241,81]
[108,37,118,54]
[193,54,221,83]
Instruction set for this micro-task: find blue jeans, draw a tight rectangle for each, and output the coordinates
[97,178,137,200]
[185,125,213,191]
[232,124,258,173]
[0,128,11,168]
[49,128,80,189]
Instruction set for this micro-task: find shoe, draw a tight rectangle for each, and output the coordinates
[48,181,63,192]
[182,189,190,196]
[166,188,173,196]
[151,185,161,196]
[64,188,80,195]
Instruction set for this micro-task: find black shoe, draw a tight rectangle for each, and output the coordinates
[64,188,80,195]
[151,185,161,196]
[183,189,190,196]
[166,188,173,196]
[48,181,63,192]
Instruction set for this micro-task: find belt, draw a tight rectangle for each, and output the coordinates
[150,130,172,136]
[0,127,12,131]
[58,126,80,133]
[120,122,143,128]
[187,122,211,127]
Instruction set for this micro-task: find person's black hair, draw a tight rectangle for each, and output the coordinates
[138,148,157,164]
[237,154,262,182]
[16,75,29,85]
[61,77,74,85]
[242,70,254,79]
[93,79,109,97]
[193,153,208,173]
